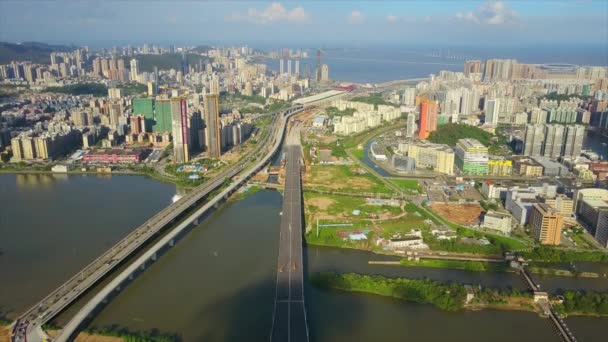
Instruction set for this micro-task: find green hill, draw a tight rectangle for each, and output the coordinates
[0,41,73,64]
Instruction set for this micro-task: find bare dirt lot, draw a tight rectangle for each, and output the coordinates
[430,202,483,225]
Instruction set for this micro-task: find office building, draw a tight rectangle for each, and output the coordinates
[204,93,221,158]
[407,142,455,175]
[530,203,563,245]
[455,138,489,175]
[171,98,189,163]
[577,197,608,248]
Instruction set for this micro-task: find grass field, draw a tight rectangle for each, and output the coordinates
[305,165,394,194]
[400,258,509,272]
[388,179,422,194]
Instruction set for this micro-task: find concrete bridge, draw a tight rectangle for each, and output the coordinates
[518,266,578,342]
[11,105,306,342]
[270,122,309,342]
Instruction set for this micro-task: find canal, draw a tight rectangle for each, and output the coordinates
[0,174,606,341]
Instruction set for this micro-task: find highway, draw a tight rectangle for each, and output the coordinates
[11,105,304,342]
[270,123,309,342]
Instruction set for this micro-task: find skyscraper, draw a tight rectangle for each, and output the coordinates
[279,59,285,75]
[485,99,500,125]
[295,60,300,75]
[287,59,292,75]
[204,94,221,159]
[130,58,139,82]
[171,98,189,163]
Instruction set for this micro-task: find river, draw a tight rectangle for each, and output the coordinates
[0,174,606,341]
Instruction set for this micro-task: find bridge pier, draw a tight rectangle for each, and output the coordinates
[194,217,199,225]
[169,239,175,247]
[151,252,157,261]
[128,273,134,280]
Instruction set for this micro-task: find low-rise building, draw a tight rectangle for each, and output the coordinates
[482,211,513,234]
[512,156,544,177]
[488,159,512,176]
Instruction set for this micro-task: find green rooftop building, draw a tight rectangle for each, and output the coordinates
[131,97,172,133]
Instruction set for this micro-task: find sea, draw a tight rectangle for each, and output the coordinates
[259,45,608,84]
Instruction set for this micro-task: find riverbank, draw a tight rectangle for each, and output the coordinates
[0,168,201,189]
[45,326,180,342]
[371,258,604,278]
[311,272,608,317]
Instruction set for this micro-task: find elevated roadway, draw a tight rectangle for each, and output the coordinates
[11,105,305,342]
[270,123,309,342]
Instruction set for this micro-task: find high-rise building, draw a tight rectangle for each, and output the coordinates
[485,99,500,125]
[403,88,416,106]
[455,138,489,175]
[279,59,285,75]
[147,81,156,96]
[406,112,416,138]
[563,124,585,159]
[171,98,189,163]
[464,60,483,77]
[130,58,139,82]
[543,124,565,158]
[321,64,329,82]
[204,94,221,158]
[523,124,546,157]
[287,59,292,75]
[418,100,438,139]
[530,203,563,245]
[294,60,300,75]
[155,99,173,133]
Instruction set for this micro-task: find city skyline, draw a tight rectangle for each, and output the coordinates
[0,1,607,47]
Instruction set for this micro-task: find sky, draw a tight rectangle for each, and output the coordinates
[0,1,607,48]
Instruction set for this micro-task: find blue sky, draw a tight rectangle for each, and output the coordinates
[0,1,606,47]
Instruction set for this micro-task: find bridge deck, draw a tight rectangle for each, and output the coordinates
[271,143,309,342]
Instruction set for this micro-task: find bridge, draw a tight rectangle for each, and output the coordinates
[11,105,306,342]
[270,122,309,342]
[518,266,578,342]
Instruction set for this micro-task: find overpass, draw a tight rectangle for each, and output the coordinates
[11,105,306,342]
[270,122,309,342]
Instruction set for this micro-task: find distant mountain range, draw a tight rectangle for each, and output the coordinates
[0,41,74,64]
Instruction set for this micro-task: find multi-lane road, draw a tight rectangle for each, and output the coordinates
[11,105,304,342]
[270,122,309,342]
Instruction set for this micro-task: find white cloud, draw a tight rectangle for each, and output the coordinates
[348,10,364,24]
[456,1,518,25]
[227,2,310,24]
[386,14,399,23]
